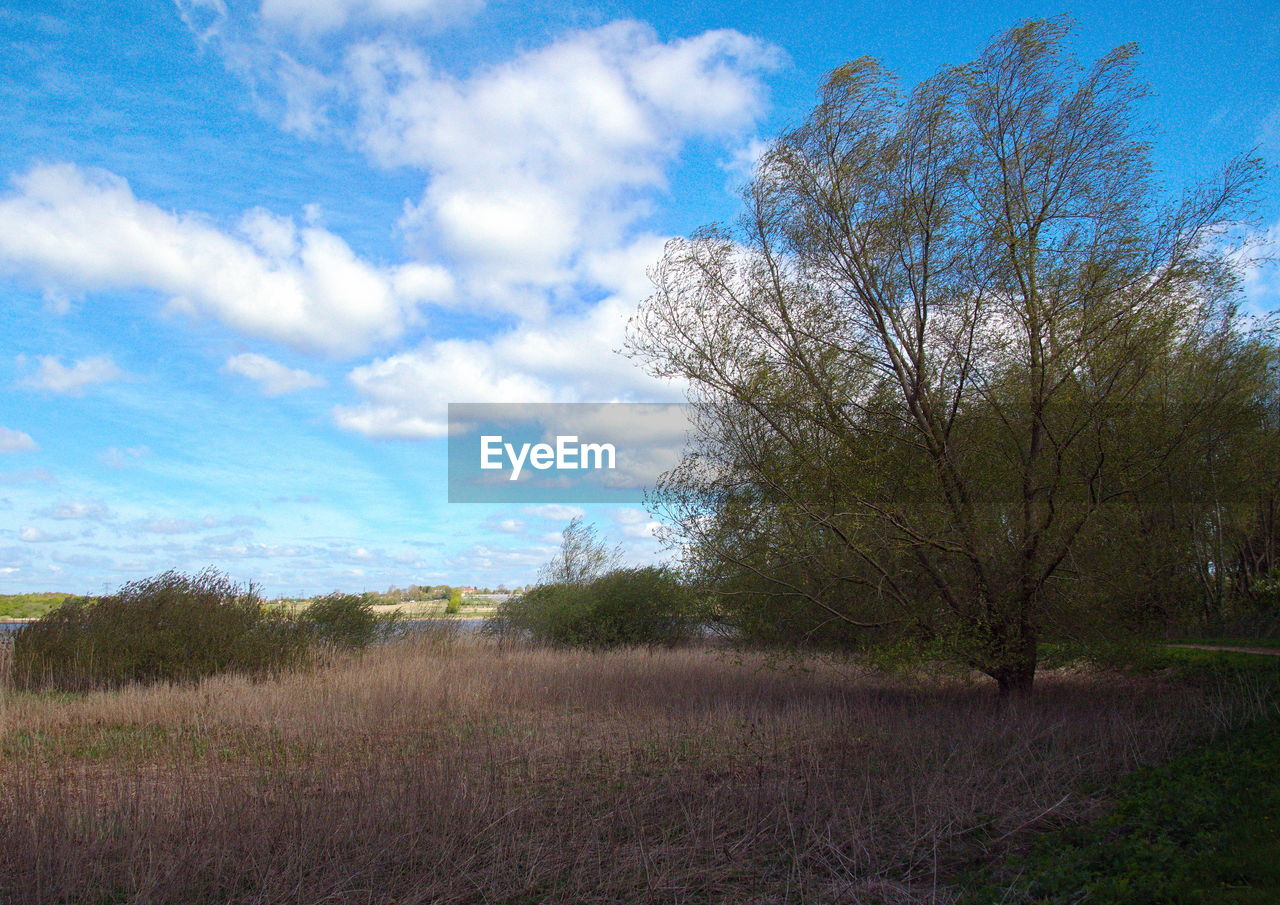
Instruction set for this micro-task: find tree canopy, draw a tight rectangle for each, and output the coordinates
[627,19,1276,695]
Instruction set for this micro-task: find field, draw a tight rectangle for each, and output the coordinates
[370,597,500,619]
[0,593,73,621]
[1,633,1275,904]
[271,595,501,620]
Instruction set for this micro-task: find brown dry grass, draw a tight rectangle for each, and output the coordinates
[0,635,1260,904]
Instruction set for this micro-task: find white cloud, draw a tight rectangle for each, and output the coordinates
[223,352,327,395]
[19,354,124,395]
[444,542,553,577]
[334,291,682,438]
[259,0,482,37]
[38,500,113,521]
[347,23,781,304]
[181,17,778,309]
[18,525,73,543]
[523,504,585,522]
[0,427,37,453]
[1238,219,1280,315]
[613,507,661,539]
[613,507,650,525]
[158,15,779,442]
[0,164,453,355]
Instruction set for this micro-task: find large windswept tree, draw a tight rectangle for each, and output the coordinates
[627,19,1270,696]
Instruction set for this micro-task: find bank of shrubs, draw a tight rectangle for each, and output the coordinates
[492,566,695,648]
[10,571,394,691]
[298,591,393,649]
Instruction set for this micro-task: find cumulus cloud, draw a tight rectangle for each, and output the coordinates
[612,506,662,539]
[334,290,682,438]
[223,352,327,395]
[0,426,37,453]
[523,504,585,522]
[0,164,453,355]
[484,516,525,534]
[347,23,780,303]
[19,354,124,394]
[179,13,779,311]
[18,525,74,543]
[155,14,780,445]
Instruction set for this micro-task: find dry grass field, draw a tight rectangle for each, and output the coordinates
[0,633,1266,904]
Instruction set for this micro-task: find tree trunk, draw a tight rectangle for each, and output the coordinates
[994,662,1036,699]
[990,634,1038,699]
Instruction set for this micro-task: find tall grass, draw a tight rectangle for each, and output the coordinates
[0,635,1268,904]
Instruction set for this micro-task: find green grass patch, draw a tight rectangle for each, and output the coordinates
[960,665,1280,904]
[1090,644,1280,680]
[0,593,73,620]
[1170,637,1280,650]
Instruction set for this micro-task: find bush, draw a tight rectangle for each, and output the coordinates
[492,567,694,648]
[11,570,308,691]
[299,593,392,649]
[445,588,462,615]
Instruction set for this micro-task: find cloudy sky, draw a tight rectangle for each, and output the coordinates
[1,0,1277,594]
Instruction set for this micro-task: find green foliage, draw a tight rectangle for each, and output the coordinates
[299,593,392,649]
[961,709,1280,904]
[625,17,1276,692]
[11,570,308,691]
[1225,570,1280,638]
[493,567,694,648]
[445,588,462,615]
[0,593,73,620]
[1253,571,1280,610]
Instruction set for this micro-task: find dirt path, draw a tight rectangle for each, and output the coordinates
[1165,643,1280,657]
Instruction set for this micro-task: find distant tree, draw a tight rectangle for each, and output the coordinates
[540,517,622,586]
[627,19,1270,696]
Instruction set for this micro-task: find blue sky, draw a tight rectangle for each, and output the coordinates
[0,0,1277,595]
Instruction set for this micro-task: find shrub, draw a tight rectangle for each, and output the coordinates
[299,593,392,649]
[11,570,308,691]
[445,588,462,615]
[493,567,694,648]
